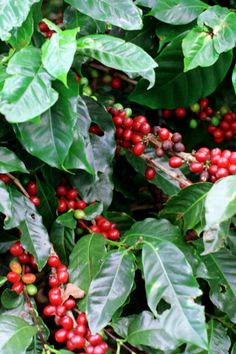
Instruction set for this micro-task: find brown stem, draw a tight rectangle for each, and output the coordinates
[141,154,190,187]
[7,173,30,198]
[104,328,137,354]
[89,62,138,85]
[23,287,48,351]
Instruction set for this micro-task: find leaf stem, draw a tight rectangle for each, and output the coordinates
[7,173,30,198]
[89,62,138,85]
[104,328,137,354]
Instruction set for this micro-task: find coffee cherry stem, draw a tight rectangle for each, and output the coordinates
[6,173,30,198]
[104,328,137,354]
[89,62,137,86]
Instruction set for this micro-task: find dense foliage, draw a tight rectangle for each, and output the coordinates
[0,0,236,353]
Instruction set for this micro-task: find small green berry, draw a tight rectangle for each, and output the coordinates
[90,69,99,78]
[26,284,38,296]
[113,103,123,110]
[80,77,89,86]
[125,108,132,117]
[211,116,220,126]
[189,119,198,129]
[220,106,229,116]
[102,74,112,84]
[83,86,92,96]
[190,103,200,113]
[74,209,86,220]
[91,95,98,101]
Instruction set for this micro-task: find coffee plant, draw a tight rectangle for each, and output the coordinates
[1,0,236,353]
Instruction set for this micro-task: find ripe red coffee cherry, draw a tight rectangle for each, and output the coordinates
[60,315,74,330]
[90,225,101,233]
[100,220,111,231]
[43,305,56,317]
[229,164,236,174]
[26,181,37,195]
[131,133,143,144]
[18,253,31,264]
[139,122,151,134]
[132,143,145,156]
[11,281,24,294]
[56,185,67,196]
[55,328,68,343]
[0,174,10,184]
[48,255,61,268]
[7,272,21,283]
[49,291,62,306]
[75,324,87,336]
[94,346,106,354]
[67,189,78,200]
[123,117,133,127]
[57,264,67,272]
[175,108,186,118]
[39,21,49,32]
[216,168,229,179]
[48,277,59,289]
[85,345,95,354]
[171,132,182,143]
[58,199,68,213]
[57,270,69,284]
[195,150,209,163]
[64,298,76,310]
[71,335,86,349]
[9,242,23,257]
[22,273,36,284]
[189,162,204,174]
[145,167,156,180]
[159,128,170,141]
[199,98,209,109]
[107,229,120,241]
[111,77,122,90]
[112,115,123,126]
[67,200,76,209]
[123,128,132,141]
[67,340,76,351]
[169,157,183,168]
[76,200,87,210]
[88,334,103,346]
[77,312,88,325]
[162,109,172,119]
[56,305,67,317]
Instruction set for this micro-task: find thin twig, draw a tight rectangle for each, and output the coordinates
[7,173,30,198]
[89,62,138,85]
[104,328,137,354]
[141,153,190,187]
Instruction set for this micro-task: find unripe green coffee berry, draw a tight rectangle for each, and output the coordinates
[75,227,84,235]
[190,103,200,113]
[83,86,92,96]
[80,77,89,86]
[211,116,220,126]
[189,119,198,129]
[74,209,86,220]
[102,74,112,84]
[125,108,132,117]
[220,106,229,116]
[113,103,123,110]
[26,284,38,296]
[91,95,98,101]
[90,69,99,78]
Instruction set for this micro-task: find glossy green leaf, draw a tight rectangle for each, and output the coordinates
[232,343,236,354]
[185,320,231,354]
[0,276,7,288]
[124,218,180,246]
[87,251,135,334]
[205,176,236,229]
[125,150,181,196]
[202,220,229,255]
[56,210,76,229]
[202,249,236,323]
[50,222,75,265]
[159,183,211,234]
[125,311,179,351]
[103,211,135,234]
[182,28,219,72]
[8,11,34,51]
[1,290,23,310]
[142,241,207,349]
[42,20,78,85]
[129,37,232,109]
[232,64,236,95]
[0,147,28,173]
[0,181,12,217]
[156,21,194,50]
[65,0,142,31]
[198,6,236,54]
[0,0,39,41]
[77,35,157,88]
[0,315,36,354]
[4,188,30,230]
[83,202,103,221]
[0,47,58,123]
[149,0,208,25]
[69,233,106,293]
[0,233,17,254]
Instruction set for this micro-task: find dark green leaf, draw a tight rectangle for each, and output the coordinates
[0,276,7,288]
[69,233,106,293]
[0,147,28,173]
[0,0,39,41]
[103,211,135,234]
[232,64,236,95]
[87,251,135,333]
[65,0,142,31]
[83,202,103,221]
[8,11,34,51]
[124,218,180,246]
[156,22,194,49]
[1,290,23,310]
[0,46,58,123]
[0,181,12,217]
[149,0,208,25]
[42,20,78,85]
[202,249,236,323]
[77,35,157,88]
[0,233,18,254]
[50,222,75,265]
[159,183,211,234]
[202,220,229,255]
[129,37,232,109]
[56,210,76,229]
[142,240,207,349]
[0,315,36,354]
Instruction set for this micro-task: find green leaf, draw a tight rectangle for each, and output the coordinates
[232,64,236,95]
[0,0,39,41]
[0,276,7,288]
[198,6,236,54]
[4,188,30,230]
[8,11,34,51]
[0,315,36,354]
[65,0,142,31]
[1,289,23,310]
[125,311,179,351]
[0,147,28,173]
[142,241,207,349]
[232,343,236,354]
[124,218,180,246]
[129,37,232,109]
[125,150,181,196]
[202,249,236,323]
[42,21,78,85]
[56,210,76,229]
[149,0,208,25]
[0,233,17,254]
[0,181,12,217]
[87,251,135,334]
[202,220,229,255]
[50,222,75,265]
[83,202,103,221]
[185,320,231,354]
[69,233,106,293]
[14,84,89,171]
[103,211,135,234]
[159,183,211,234]
[182,28,219,72]
[77,35,157,88]
[0,46,58,123]
[156,21,194,50]
[205,176,236,229]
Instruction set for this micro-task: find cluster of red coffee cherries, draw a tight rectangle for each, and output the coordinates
[7,241,38,296]
[25,180,41,206]
[39,18,64,38]
[207,112,236,143]
[43,255,108,353]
